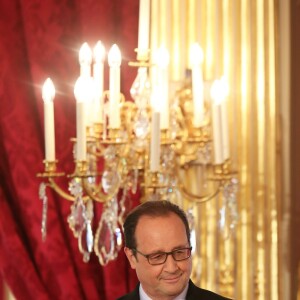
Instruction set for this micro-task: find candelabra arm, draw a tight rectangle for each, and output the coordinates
[37,160,77,201]
[210,160,238,182]
[48,178,75,201]
[179,181,221,204]
[82,177,120,203]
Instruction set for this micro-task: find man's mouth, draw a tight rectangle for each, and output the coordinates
[161,273,182,283]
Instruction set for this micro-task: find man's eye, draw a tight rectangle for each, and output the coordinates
[150,253,165,260]
[175,249,185,254]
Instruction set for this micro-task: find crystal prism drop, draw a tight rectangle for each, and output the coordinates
[104,146,117,163]
[39,182,48,241]
[119,189,132,226]
[219,203,231,240]
[39,182,47,199]
[67,199,86,238]
[86,222,94,253]
[134,112,149,139]
[130,67,151,108]
[68,179,83,198]
[94,215,116,266]
[78,221,94,263]
[78,229,89,262]
[114,227,123,251]
[132,169,139,194]
[101,170,120,194]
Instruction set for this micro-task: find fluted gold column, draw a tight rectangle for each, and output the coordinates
[238,0,252,298]
[265,1,278,299]
[150,1,281,299]
[254,1,267,298]
[203,0,216,80]
[171,0,186,81]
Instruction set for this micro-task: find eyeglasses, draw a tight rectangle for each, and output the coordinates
[132,247,192,265]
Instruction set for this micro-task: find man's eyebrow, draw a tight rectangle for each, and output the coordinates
[146,244,190,254]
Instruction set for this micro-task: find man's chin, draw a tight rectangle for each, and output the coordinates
[159,281,186,296]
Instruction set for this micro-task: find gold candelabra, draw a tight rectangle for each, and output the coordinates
[37,44,238,265]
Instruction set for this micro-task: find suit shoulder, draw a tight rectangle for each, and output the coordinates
[192,288,233,300]
[197,288,232,299]
[115,284,139,300]
[116,294,137,300]
[188,280,232,299]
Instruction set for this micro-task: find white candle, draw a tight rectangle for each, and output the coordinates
[150,111,161,172]
[190,43,204,128]
[154,46,169,130]
[108,44,121,129]
[78,44,93,126]
[220,77,230,160]
[211,79,224,164]
[212,102,223,164]
[138,0,150,60]
[76,101,86,161]
[150,64,159,111]
[79,42,92,77]
[42,78,56,161]
[74,77,87,161]
[93,41,105,123]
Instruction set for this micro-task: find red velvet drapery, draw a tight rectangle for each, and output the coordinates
[0,1,140,299]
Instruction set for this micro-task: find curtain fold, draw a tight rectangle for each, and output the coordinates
[0,1,139,299]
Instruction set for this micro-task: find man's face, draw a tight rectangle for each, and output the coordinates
[124,213,192,300]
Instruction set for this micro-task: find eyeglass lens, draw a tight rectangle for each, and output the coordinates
[148,248,191,265]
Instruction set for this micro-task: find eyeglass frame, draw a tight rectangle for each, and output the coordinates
[131,247,193,265]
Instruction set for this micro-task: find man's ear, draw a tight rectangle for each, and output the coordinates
[124,247,137,269]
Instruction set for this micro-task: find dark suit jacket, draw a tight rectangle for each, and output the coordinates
[117,280,232,299]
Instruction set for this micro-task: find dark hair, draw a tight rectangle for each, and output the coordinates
[123,200,191,249]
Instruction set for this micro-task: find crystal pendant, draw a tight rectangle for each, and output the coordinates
[78,221,94,262]
[104,146,117,164]
[134,111,149,139]
[130,169,139,194]
[132,169,139,194]
[77,199,94,262]
[186,206,196,253]
[94,197,121,265]
[94,212,116,265]
[112,196,123,251]
[67,198,86,238]
[114,226,123,251]
[186,205,202,280]
[101,169,120,194]
[39,182,48,241]
[152,146,173,179]
[130,67,151,109]
[219,178,239,239]
[68,178,83,198]
[118,187,132,226]
[161,146,175,168]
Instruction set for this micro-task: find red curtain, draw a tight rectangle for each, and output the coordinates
[0,0,140,299]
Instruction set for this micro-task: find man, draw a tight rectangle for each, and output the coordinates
[117,200,231,300]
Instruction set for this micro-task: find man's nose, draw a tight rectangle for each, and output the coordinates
[163,253,178,271]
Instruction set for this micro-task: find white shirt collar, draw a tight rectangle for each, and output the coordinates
[139,282,189,300]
